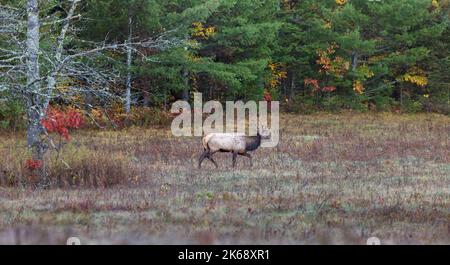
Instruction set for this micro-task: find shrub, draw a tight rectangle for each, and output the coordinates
[130,107,173,127]
[284,95,316,114]
[371,95,394,112]
[421,96,450,115]
[41,106,85,140]
[402,99,423,113]
[322,96,345,112]
[321,95,368,112]
[0,142,137,188]
[47,155,137,188]
[87,106,172,129]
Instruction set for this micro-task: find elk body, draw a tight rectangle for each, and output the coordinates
[198,132,264,168]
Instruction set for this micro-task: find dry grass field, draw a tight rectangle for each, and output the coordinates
[0,113,449,244]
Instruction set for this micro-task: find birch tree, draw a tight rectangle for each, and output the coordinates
[0,0,180,186]
[125,14,133,114]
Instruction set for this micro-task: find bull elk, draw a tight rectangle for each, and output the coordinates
[198,127,270,168]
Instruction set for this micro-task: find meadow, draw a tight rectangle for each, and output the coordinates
[0,113,449,244]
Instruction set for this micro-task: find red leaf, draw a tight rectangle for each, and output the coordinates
[40,106,84,141]
[322,86,336,92]
[263,91,273,101]
[25,159,43,170]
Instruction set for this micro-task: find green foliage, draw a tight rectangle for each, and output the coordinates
[402,99,424,113]
[274,0,449,113]
[0,100,25,131]
[1,0,449,117]
[371,95,395,112]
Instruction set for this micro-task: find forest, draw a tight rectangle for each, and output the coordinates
[1,0,450,123]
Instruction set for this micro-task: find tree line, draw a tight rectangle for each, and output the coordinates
[83,0,450,114]
[2,0,450,116]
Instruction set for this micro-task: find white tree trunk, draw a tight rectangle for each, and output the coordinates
[44,0,79,110]
[25,0,43,154]
[25,0,48,186]
[125,16,133,114]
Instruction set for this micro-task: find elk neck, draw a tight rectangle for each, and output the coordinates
[245,133,262,151]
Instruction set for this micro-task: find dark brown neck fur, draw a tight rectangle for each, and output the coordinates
[245,134,262,151]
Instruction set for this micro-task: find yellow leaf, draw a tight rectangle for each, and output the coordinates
[402,74,428,87]
[353,80,364,94]
[431,0,439,9]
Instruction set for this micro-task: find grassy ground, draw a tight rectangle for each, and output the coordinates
[0,113,449,244]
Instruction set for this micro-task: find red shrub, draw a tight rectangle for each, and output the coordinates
[304,78,320,91]
[304,78,336,93]
[41,107,84,140]
[25,159,43,171]
[322,86,337,92]
[263,91,273,101]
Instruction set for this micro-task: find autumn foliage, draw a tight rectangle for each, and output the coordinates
[304,78,336,93]
[24,159,43,171]
[263,90,273,101]
[316,44,349,78]
[41,107,84,140]
[191,22,216,39]
[267,62,287,89]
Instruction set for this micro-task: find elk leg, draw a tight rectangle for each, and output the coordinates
[198,150,209,168]
[232,151,237,167]
[240,153,252,167]
[208,151,219,168]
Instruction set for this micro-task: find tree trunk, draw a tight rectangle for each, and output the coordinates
[400,86,403,108]
[44,0,78,111]
[290,74,295,100]
[182,68,189,101]
[26,0,47,185]
[84,90,93,113]
[351,51,358,71]
[26,0,41,152]
[142,90,150,107]
[163,89,167,111]
[125,16,133,113]
[27,110,44,156]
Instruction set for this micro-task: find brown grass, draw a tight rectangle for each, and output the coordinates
[0,113,449,244]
